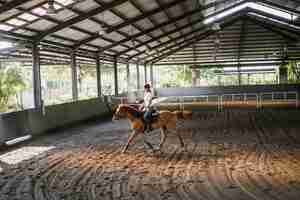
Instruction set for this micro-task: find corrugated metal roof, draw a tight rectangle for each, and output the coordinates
[0,0,298,64]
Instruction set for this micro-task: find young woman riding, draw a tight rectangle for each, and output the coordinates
[142,83,153,132]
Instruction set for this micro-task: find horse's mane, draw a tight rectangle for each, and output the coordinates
[120,104,141,117]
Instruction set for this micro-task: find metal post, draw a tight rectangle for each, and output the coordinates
[96,55,101,97]
[71,51,78,100]
[284,92,287,101]
[296,92,299,108]
[136,63,140,90]
[113,56,118,96]
[144,64,147,83]
[126,62,130,92]
[32,43,42,108]
[221,95,223,111]
[259,93,262,109]
[150,64,154,87]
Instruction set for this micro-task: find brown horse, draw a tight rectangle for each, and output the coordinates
[112,104,192,153]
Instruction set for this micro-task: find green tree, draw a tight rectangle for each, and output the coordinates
[287,60,300,83]
[0,67,26,112]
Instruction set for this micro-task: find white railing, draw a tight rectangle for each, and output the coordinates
[109,91,299,111]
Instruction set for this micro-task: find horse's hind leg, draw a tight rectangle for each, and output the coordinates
[122,131,138,153]
[176,132,185,148]
[144,139,154,151]
[159,127,167,150]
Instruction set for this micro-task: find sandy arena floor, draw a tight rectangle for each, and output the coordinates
[0,109,300,200]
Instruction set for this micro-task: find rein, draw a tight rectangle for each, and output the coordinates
[122,105,142,119]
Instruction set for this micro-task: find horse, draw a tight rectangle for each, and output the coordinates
[112,104,192,153]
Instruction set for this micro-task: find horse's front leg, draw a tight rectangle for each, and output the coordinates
[122,130,138,153]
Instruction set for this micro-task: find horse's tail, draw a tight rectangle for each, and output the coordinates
[173,110,193,120]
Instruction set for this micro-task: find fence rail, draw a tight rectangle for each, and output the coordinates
[111,91,299,111]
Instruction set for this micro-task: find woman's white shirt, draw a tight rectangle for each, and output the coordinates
[144,91,153,110]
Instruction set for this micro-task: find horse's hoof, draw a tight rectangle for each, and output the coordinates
[152,147,162,154]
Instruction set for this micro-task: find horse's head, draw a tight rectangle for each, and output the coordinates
[112,104,127,121]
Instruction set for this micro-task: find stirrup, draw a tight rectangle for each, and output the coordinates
[145,125,152,133]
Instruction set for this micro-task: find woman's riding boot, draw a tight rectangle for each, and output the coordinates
[145,123,152,133]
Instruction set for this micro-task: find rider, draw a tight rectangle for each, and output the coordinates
[143,83,153,132]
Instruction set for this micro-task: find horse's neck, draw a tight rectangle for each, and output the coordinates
[126,112,135,122]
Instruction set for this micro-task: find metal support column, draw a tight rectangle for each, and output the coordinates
[237,19,246,86]
[150,64,154,87]
[96,55,101,97]
[32,43,42,108]
[144,64,147,83]
[114,56,118,95]
[136,63,140,90]
[71,51,78,100]
[126,62,130,92]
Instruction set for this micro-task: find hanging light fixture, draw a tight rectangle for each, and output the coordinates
[211,23,221,31]
[98,12,107,36]
[131,39,136,47]
[130,25,136,48]
[47,0,57,15]
[98,24,106,36]
[211,0,220,31]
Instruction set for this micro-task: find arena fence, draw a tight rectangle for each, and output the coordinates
[111,91,299,111]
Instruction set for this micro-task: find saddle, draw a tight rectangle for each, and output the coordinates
[149,110,159,123]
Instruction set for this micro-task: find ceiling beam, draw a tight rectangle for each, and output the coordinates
[34,0,129,42]
[72,0,185,50]
[123,1,249,58]
[130,0,300,59]
[148,16,242,64]
[71,0,237,50]
[105,0,185,34]
[190,62,285,68]
[155,58,297,65]
[153,0,180,42]
[246,12,300,37]
[256,0,300,16]
[245,16,297,41]
[147,7,300,63]
[247,7,300,28]
[0,0,31,15]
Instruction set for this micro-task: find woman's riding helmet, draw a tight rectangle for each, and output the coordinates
[144,83,151,89]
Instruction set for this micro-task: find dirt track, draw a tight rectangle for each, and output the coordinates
[0,109,300,200]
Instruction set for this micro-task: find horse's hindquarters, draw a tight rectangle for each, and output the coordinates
[153,111,177,130]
